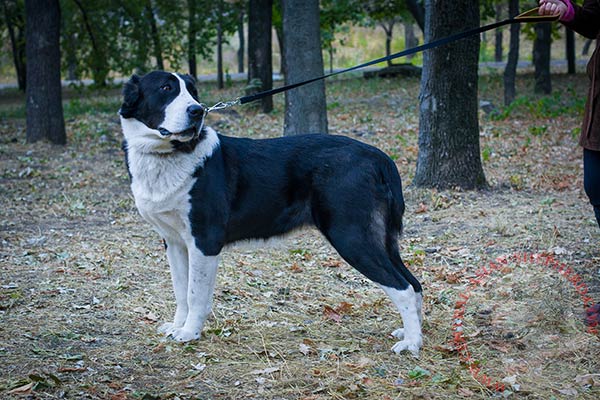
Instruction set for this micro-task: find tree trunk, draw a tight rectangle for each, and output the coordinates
[404,21,417,60]
[25,0,66,145]
[405,0,424,32]
[566,28,575,74]
[533,23,552,94]
[583,39,593,56]
[3,0,26,91]
[188,0,197,78]
[383,22,393,66]
[248,0,273,113]
[216,2,224,90]
[73,0,108,86]
[275,24,284,75]
[414,0,486,189]
[237,8,245,74]
[494,2,503,62]
[282,0,328,136]
[503,0,519,106]
[146,1,164,70]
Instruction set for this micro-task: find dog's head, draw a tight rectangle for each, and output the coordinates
[119,71,206,152]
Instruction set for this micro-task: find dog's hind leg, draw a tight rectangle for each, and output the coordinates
[158,239,190,336]
[379,284,422,357]
[322,226,422,357]
[386,239,423,342]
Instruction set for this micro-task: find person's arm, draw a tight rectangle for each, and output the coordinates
[561,0,600,39]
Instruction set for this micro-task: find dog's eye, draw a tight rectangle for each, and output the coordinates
[160,84,172,92]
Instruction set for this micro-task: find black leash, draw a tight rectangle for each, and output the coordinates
[204,8,558,113]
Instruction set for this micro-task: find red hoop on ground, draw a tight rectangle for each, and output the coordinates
[451,252,598,392]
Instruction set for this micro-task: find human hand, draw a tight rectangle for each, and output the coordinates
[538,0,568,18]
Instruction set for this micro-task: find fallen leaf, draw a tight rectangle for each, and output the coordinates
[322,259,343,268]
[457,387,475,397]
[415,202,428,214]
[336,302,353,314]
[323,305,342,323]
[558,387,578,396]
[299,343,311,356]
[575,374,600,386]
[289,263,303,273]
[8,382,34,394]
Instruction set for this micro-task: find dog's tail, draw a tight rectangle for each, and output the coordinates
[381,157,405,236]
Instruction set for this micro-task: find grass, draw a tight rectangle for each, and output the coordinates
[1,72,599,399]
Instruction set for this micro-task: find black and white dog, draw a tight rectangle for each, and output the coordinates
[119,71,423,356]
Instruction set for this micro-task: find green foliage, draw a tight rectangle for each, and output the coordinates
[56,0,240,84]
[320,0,364,52]
[492,88,586,120]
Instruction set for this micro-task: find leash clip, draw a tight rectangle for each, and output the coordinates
[203,98,241,114]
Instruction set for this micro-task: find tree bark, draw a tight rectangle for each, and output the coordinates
[282,0,328,136]
[583,39,593,56]
[382,21,394,66]
[414,0,486,189]
[73,0,108,86]
[503,0,519,106]
[248,0,273,113]
[3,0,26,91]
[494,2,503,62]
[405,0,424,32]
[216,1,224,90]
[533,23,552,94]
[188,0,197,78]
[566,28,575,74]
[237,8,245,74]
[25,0,66,144]
[404,21,417,60]
[146,0,164,70]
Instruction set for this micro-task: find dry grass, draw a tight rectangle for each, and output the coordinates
[1,73,599,399]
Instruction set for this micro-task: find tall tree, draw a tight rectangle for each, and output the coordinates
[414,0,486,189]
[503,0,519,106]
[566,28,575,74]
[282,0,328,136]
[236,4,245,74]
[215,0,226,89]
[320,0,361,72]
[533,23,552,94]
[145,0,164,70]
[25,0,65,144]
[405,0,424,32]
[362,0,409,67]
[188,0,197,78]
[3,0,26,91]
[248,0,273,112]
[494,2,504,62]
[71,0,110,86]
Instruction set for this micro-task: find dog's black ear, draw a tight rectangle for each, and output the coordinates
[119,74,141,118]
[181,73,196,86]
[180,73,199,100]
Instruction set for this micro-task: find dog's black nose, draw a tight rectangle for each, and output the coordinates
[187,104,204,120]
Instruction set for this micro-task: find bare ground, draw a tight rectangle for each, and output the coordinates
[1,74,599,399]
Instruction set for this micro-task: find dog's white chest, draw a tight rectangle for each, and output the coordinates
[128,151,197,241]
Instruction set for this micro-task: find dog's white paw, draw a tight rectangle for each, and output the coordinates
[158,322,179,335]
[391,339,421,358]
[391,328,404,339]
[169,328,200,342]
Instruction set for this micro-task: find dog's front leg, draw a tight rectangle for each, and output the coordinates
[158,239,189,336]
[169,245,219,342]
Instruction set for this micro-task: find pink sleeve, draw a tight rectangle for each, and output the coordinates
[560,0,575,22]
